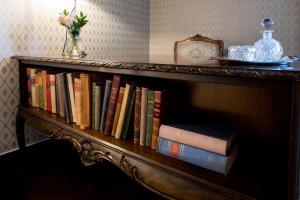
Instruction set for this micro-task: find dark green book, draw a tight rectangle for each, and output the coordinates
[91,82,96,130]
[121,88,136,140]
[145,90,154,147]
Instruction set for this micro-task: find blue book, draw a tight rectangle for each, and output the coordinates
[157,137,237,175]
[100,80,112,132]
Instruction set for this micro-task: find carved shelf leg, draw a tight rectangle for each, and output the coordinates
[16,109,26,151]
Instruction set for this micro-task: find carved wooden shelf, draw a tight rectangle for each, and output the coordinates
[15,55,300,200]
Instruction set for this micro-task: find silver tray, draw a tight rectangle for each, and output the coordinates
[212,56,299,65]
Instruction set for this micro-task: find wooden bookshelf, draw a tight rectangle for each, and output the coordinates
[14,55,300,200]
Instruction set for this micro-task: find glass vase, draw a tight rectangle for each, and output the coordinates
[67,34,81,58]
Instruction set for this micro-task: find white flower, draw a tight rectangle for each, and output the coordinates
[66,18,74,29]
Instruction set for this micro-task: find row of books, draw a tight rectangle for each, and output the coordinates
[26,69,167,149]
[156,122,238,175]
[26,68,238,175]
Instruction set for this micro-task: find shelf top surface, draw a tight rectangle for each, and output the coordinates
[12,55,300,81]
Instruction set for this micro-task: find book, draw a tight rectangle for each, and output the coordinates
[37,74,43,109]
[27,68,32,106]
[145,90,154,147]
[115,84,133,139]
[80,74,91,130]
[159,123,236,156]
[151,91,162,149]
[55,74,60,115]
[31,69,37,107]
[42,70,47,110]
[140,87,148,146]
[94,85,101,131]
[157,137,238,175]
[111,87,125,136]
[121,88,136,139]
[61,73,71,124]
[67,73,76,123]
[50,75,56,113]
[46,74,52,112]
[104,75,121,136]
[134,87,142,144]
[57,73,65,118]
[100,80,112,133]
[92,82,96,129]
[74,78,81,126]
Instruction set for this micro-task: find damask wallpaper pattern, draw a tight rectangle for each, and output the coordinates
[149,0,300,57]
[0,0,150,155]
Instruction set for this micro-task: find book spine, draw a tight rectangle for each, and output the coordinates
[38,75,43,109]
[100,80,112,133]
[151,91,161,149]
[145,90,154,147]
[74,78,81,126]
[80,74,91,129]
[31,69,36,107]
[94,85,101,131]
[67,73,76,123]
[61,73,71,123]
[92,82,96,129]
[58,74,65,118]
[50,75,56,114]
[157,137,229,175]
[104,75,121,135]
[115,84,132,139]
[46,74,52,112]
[42,70,47,110]
[159,125,227,156]
[65,75,73,122]
[121,88,136,139]
[27,68,32,106]
[55,74,60,115]
[140,87,148,146]
[111,87,125,136]
[134,87,142,144]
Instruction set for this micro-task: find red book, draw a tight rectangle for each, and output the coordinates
[46,74,52,112]
[27,68,32,106]
[104,75,121,135]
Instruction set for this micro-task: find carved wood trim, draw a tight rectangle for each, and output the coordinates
[18,108,175,199]
[12,55,300,81]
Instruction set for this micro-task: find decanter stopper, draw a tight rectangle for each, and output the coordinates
[254,18,283,62]
[262,18,274,31]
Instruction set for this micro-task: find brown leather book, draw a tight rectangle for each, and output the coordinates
[151,91,162,149]
[80,74,91,130]
[134,87,142,144]
[104,75,121,135]
[74,78,81,126]
[111,87,125,136]
[42,70,47,110]
[140,87,148,146]
[57,73,65,118]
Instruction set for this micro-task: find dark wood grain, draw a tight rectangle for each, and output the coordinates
[14,56,299,200]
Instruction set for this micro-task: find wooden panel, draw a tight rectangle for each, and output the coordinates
[188,81,292,142]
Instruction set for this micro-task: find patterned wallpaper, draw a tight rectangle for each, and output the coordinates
[0,0,150,155]
[149,0,300,57]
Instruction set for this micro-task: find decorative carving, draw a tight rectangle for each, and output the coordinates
[12,55,300,80]
[119,155,172,199]
[80,140,113,166]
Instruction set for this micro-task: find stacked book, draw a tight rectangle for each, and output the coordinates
[26,69,168,149]
[156,123,237,175]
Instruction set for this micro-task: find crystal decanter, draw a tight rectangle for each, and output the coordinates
[254,18,283,62]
